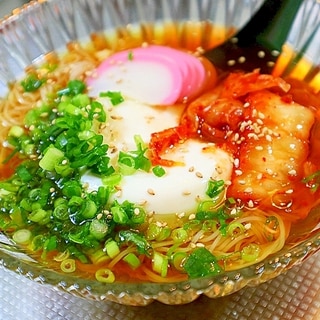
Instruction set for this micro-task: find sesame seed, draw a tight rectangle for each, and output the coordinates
[188,166,195,172]
[147,188,155,195]
[238,180,246,185]
[177,212,185,219]
[266,168,274,175]
[247,200,254,208]
[97,213,103,220]
[189,214,196,220]
[243,102,250,108]
[285,189,294,194]
[265,134,272,142]
[196,171,203,178]
[49,187,55,193]
[215,166,223,174]
[288,169,297,176]
[196,243,205,248]
[134,208,140,215]
[244,223,252,230]
[256,173,263,180]
[234,158,240,167]
[235,169,243,176]
[255,145,263,151]
[183,191,191,196]
[244,187,253,193]
[248,133,259,140]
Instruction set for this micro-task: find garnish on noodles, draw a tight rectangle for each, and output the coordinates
[0,35,319,284]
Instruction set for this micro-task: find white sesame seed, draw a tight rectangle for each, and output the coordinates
[247,200,254,208]
[265,134,272,142]
[189,214,196,220]
[288,169,297,176]
[235,169,243,176]
[97,213,103,220]
[147,188,155,195]
[177,212,185,219]
[255,145,263,151]
[244,187,253,193]
[196,171,203,178]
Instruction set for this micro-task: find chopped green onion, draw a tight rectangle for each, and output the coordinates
[123,252,141,269]
[152,251,168,277]
[95,268,115,283]
[21,74,45,92]
[118,230,152,256]
[89,219,109,240]
[60,258,76,273]
[99,91,124,105]
[171,251,187,272]
[8,125,24,138]
[171,228,188,243]
[104,239,120,259]
[128,51,134,61]
[183,247,222,278]
[111,206,129,224]
[206,179,225,198]
[12,229,32,245]
[152,165,166,177]
[28,208,50,225]
[39,145,65,171]
[241,244,261,262]
[226,222,245,237]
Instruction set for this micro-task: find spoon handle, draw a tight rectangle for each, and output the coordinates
[237,0,303,51]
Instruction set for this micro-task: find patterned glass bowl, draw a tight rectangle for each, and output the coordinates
[0,0,319,306]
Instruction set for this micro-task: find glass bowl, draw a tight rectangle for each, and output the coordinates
[0,0,319,306]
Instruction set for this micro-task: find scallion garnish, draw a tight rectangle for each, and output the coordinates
[99,90,124,105]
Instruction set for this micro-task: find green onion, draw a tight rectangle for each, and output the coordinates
[183,247,222,278]
[226,222,245,237]
[8,125,24,138]
[171,228,188,243]
[95,268,115,283]
[53,204,69,221]
[118,230,152,256]
[128,51,134,61]
[39,145,65,171]
[171,251,187,272]
[28,208,50,225]
[81,199,97,219]
[89,219,109,240]
[152,251,168,277]
[111,206,129,224]
[123,252,141,269]
[12,229,32,245]
[21,74,45,92]
[88,249,110,264]
[241,244,260,262]
[99,91,124,106]
[60,258,76,273]
[206,179,225,198]
[104,239,120,259]
[152,165,166,177]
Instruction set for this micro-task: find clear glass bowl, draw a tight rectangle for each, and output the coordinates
[0,0,319,306]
